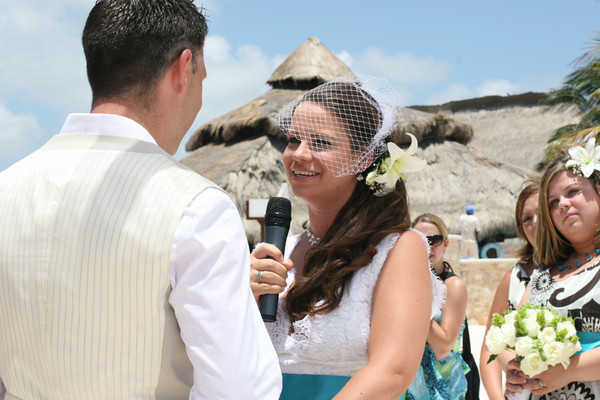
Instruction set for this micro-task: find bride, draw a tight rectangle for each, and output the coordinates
[250,74,445,399]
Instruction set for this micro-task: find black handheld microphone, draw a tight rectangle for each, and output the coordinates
[259,196,292,322]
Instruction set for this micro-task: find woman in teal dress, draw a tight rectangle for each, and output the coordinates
[405,214,469,399]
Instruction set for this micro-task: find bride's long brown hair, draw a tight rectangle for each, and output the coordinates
[283,82,412,322]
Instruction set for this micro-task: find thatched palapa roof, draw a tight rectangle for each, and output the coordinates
[267,36,353,90]
[407,142,531,241]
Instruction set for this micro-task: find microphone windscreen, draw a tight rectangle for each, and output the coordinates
[265,197,291,229]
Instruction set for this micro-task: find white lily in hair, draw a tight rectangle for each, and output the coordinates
[566,136,600,178]
[365,133,426,196]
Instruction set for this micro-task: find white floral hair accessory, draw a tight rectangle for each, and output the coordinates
[565,136,600,178]
[364,133,426,196]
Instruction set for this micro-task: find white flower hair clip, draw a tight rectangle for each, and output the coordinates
[565,136,600,178]
[364,132,426,196]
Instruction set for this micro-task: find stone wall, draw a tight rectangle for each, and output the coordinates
[445,234,517,325]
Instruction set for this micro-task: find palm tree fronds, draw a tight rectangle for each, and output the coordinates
[572,33,600,68]
[542,88,587,110]
[541,30,600,167]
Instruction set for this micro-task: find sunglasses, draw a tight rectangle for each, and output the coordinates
[426,235,444,247]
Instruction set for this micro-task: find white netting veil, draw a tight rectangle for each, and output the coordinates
[274,73,400,177]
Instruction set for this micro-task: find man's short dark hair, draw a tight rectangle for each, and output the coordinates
[83,0,208,105]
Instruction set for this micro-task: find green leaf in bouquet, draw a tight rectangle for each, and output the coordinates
[533,338,548,362]
[492,313,505,328]
[537,311,547,328]
[514,315,528,337]
[487,354,498,364]
[556,328,569,342]
[517,306,529,319]
[570,335,580,344]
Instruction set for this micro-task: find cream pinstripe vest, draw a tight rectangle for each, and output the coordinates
[0,134,215,399]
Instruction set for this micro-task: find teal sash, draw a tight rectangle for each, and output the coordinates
[575,331,600,355]
[280,373,351,400]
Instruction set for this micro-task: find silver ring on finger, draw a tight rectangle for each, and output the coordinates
[257,270,264,283]
[538,379,543,390]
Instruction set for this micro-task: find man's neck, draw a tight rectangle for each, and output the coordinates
[91,101,167,151]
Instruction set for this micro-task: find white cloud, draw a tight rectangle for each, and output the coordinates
[335,50,354,68]
[475,79,521,97]
[201,35,272,114]
[426,83,474,105]
[332,47,450,106]
[0,104,45,170]
[424,75,561,106]
[351,47,452,87]
[0,1,91,113]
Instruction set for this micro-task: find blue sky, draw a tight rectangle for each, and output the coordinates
[1,0,599,171]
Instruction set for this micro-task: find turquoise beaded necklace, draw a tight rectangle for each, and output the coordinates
[556,248,600,271]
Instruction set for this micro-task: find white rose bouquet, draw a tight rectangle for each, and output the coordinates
[486,303,581,399]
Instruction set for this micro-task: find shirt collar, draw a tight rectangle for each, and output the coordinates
[59,113,157,146]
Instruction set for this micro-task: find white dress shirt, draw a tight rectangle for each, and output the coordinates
[0,113,281,399]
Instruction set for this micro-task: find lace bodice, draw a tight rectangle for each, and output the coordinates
[265,230,445,376]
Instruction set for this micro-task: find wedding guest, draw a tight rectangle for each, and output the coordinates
[0,1,281,398]
[502,141,600,398]
[460,205,481,259]
[250,74,445,399]
[404,213,470,399]
[480,180,539,400]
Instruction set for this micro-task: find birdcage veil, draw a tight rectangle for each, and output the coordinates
[274,73,400,177]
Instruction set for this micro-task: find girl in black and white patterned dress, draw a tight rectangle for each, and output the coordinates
[504,142,600,400]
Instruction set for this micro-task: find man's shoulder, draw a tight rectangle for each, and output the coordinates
[160,156,222,192]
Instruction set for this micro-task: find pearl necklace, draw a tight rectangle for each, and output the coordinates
[304,226,321,246]
[556,249,600,271]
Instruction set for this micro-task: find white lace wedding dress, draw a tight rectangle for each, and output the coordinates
[266,230,445,377]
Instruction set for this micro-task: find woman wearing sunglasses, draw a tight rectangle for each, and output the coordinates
[405,213,470,399]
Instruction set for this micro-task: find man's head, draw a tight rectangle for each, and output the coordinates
[82,0,208,109]
[466,205,475,215]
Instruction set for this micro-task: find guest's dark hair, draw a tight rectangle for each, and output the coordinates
[284,82,411,322]
[83,0,208,108]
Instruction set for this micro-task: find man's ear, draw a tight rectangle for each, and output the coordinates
[171,48,193,94]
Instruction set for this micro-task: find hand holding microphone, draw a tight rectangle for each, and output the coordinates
[257,197,291,322]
